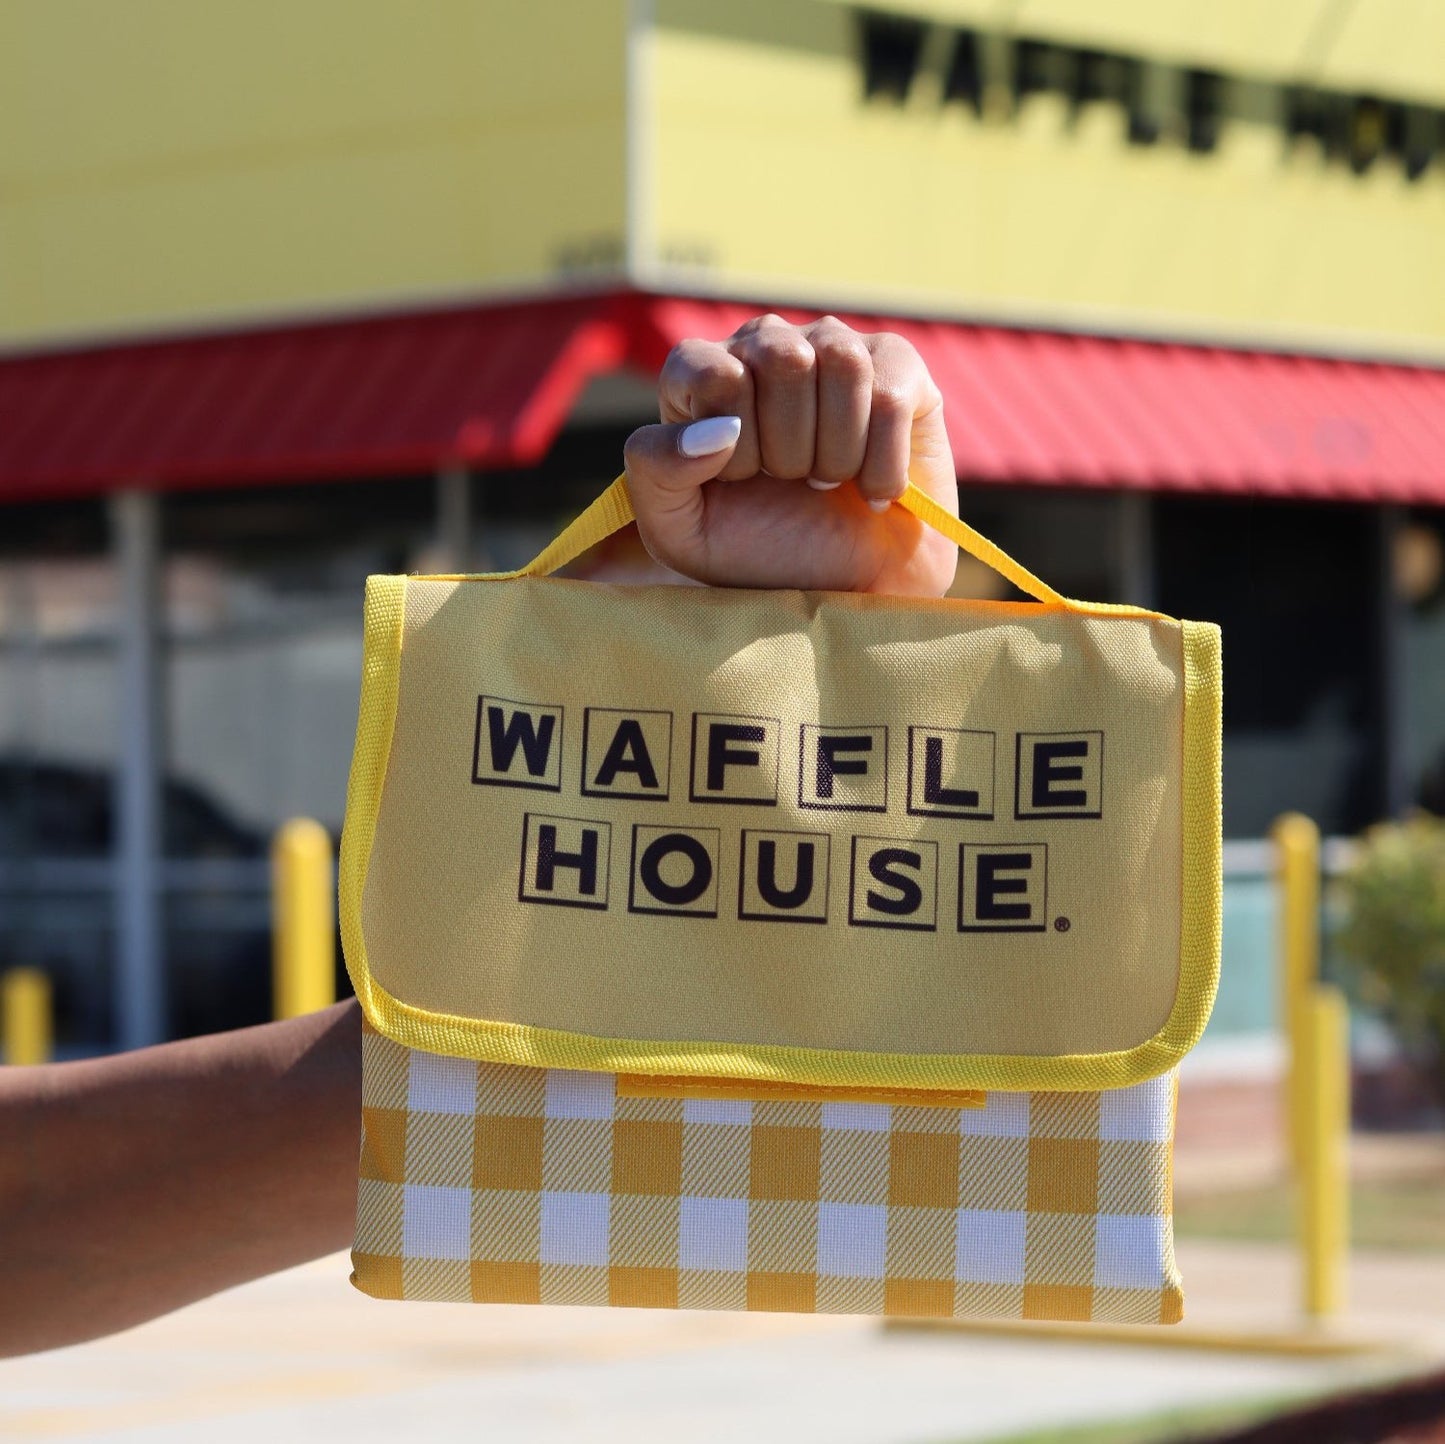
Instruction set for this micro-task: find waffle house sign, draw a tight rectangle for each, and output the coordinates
[474,696,1104,935]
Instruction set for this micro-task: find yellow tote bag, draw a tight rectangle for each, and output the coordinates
[340,475,1221,1325]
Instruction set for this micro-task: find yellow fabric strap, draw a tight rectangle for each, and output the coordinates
[897,481,1068,607]
[465,472,1069,606]
[481,474,637,580]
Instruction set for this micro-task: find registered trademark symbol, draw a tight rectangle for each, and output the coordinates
[1054,916,1071,933]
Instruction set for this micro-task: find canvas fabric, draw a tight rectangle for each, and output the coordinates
[352,1021,1182,1325]
[341,475,1218,1324]
[341,479,1221,1096]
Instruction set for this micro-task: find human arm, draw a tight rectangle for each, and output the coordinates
[0,315,957,1358]
[0,999,361,1357]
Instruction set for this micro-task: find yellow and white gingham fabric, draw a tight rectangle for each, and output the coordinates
[352,1022,1183,1324]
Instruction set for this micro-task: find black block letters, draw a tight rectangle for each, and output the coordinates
[478,697,1100,934]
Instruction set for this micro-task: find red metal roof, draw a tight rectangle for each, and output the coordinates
[0,295,630,501]
[635,298,1445,503]
[3,290,1444,503]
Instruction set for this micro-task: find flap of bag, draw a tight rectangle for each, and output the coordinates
[340,483,1220,1096]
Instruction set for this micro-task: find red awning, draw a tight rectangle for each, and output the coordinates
[0,294,631,501]
[3,290,1444,504]
[635,298,1445,504]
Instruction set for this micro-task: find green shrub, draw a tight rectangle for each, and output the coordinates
[1334,814,1445,1106]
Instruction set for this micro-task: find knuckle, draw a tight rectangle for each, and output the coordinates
[662,341,747,418]
[689,366,747,407]
[869,329,922,362]
[622,426,650,470]
[869,332,939,405]
[870,383,914,425]
[808,314,863,348]
[731,312,790,340]
[659,338,698,379]
[750,332,816,379]
[663,337,739,384]
[813,333,872,384]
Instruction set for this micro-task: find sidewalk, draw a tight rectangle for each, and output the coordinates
[3,1241,1441,1444]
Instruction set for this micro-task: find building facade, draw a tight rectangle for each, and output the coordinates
[2,0,1444,1058]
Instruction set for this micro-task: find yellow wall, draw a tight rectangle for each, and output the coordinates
[3,0,1443,357]
[0,0,628,348]
[645,0,1445,357]
[846,0,1445,105]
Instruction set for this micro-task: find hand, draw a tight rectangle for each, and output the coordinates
[621,315,959,596]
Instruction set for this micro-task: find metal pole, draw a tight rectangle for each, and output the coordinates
[2,968,52,1065]
[1300,982,1350,1318]
[1117,490,1155,609]
[111,490,165,1049]
[1378,505,1412,817]
[436,463,472,573]
[7,566,42,983]
[272,818,335,1019]
[1272,812,1320,1174]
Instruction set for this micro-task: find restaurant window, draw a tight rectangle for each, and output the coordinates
[157,425,630,1038]
[1400,509,1445,811]
[0,500,119,1049]
[952,486,1122,607]
[1154,496,1382,838]
[158,478,439,1037]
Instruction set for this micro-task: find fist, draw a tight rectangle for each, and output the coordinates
[622,315,959,596]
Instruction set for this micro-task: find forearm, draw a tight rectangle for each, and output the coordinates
[0,999,361,1357]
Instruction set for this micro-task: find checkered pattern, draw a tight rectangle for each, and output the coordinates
[352,1021,1183,1324]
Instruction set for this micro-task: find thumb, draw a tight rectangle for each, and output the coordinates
[622,415,741,569]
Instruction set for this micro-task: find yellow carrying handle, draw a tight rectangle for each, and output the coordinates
[473,472,1069,607]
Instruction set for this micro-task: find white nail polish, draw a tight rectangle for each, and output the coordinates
[806,477,842,491]
[867,497,893,513]
[678,415,742,458]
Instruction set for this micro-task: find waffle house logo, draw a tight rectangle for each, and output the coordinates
[472,697,1103,934]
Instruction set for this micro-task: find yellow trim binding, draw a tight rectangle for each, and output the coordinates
[339,574,407,1038]
[616,1074,987,1107]
[339,476,1222,1093]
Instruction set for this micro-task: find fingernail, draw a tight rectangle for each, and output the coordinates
[806,477,842,491]
[867,497,893,513]
[679,415,742,458]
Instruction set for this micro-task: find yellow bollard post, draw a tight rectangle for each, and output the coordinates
[271,818,336,1020]
[2,967,53,1065]
[1272,813,1320,1172]
[1299,983,1350,1319]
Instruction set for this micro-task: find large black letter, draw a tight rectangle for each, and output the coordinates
[1031,740,1088,809]
[976,852,1032,922]
[866,847,923,916]
[815,734,872,799]
[756,840,816,910]
[706,722,764,791]
[535,823,600,895]
[639,832,713,906]
[488,706,556,778]
[923,735,979,808]
[594,719,659,790]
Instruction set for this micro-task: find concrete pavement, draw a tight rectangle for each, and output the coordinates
[4,1240,1442,1443]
